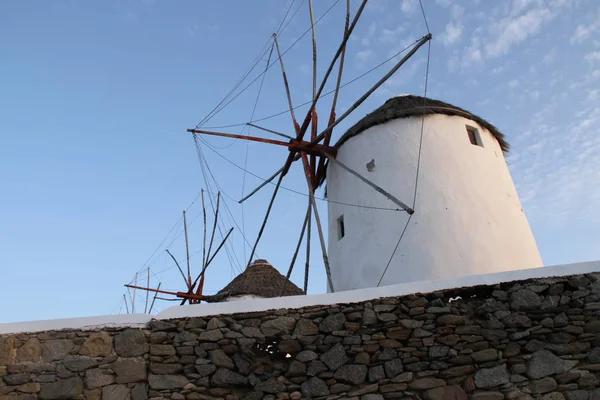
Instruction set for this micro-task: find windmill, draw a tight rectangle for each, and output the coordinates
[187,0,431,295]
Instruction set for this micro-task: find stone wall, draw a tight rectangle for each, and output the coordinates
[2,270,600,400]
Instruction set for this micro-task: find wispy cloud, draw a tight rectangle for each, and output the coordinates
[440,22,463,46]
[570,7,600,43]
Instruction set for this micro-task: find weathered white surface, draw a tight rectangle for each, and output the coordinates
[1,262,598,333]
[225,294,265,302]
[326,114,543,291]
[155,261,599,320]
[0,313,151,335]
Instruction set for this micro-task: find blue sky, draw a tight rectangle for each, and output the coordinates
[1,0,599,323]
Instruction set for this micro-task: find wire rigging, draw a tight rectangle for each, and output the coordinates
[197,0,342,128]
[201,38,423,130]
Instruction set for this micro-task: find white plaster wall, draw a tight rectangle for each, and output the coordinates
[224,294,265,302]
[326,114,543,292]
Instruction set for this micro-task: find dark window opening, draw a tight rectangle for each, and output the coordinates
[337,215,345,240]
[467,126,483,147]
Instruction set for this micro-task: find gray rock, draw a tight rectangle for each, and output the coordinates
[527,350,565,379]
[436,315,466,325]
[79,332,112,357]
[540,393,565,400]
[261,316,296,336]
[114,329,148,357]
[293,319,318,336]
[15,338,41,363]
[207,317,226,330]
[112,359,147,383]
[173,331,197,345]
[501,313,532,328]
[301,377,329,397]
[400,319,424,329]
[384,359,404,378]
[241,327,264,338]
[150,362,182,374]
[564,391,590,400]
[369,365,385,383]
[474,364,510,389]
[63,355,98,372]
[101,384,130,400]
[471,349,498,363]
[530,377,558,394]
[334,364,368,385]
[149,344,175,356]
[255,378,286,393]
[131,383,148,400]
[211,368,248,387]
[320,313,346,333]
[588,347,600,363]
[429,345,449,358]
[148,374,188,390]
[584,320,600,333]
[425,385,467,400]
[148,320,177,331]
[320,342,348,370]
[195,364,217,377]
[4,372,31,385]
[42,340,74,362]
[210,349,234,369]
[409,378,446,390]
[307,360,327,376]
[197,329,224,342]
[39,377,83,399]
[296,350,318,362]
[510,289,542,310]
[286,360,307,378]
[363,308,378,325]
[471,393,504,400]
[85,368,114,389]
[362,395,384,400]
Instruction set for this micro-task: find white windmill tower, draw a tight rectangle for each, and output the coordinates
[325,95,543,291]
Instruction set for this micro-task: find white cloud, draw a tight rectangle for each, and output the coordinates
[571,9,600,44]
[356,49,373,63]
[440,22,463,46]
[588,89,599,101]
[586,51,600,63]
[401,0,416,14]
[542,48,557,64]
[484,7,554,57]
[508,79,519,88]
[380,25,407,43]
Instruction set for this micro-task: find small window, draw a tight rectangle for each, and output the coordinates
[337,215,345,240]
[467,126,483,147]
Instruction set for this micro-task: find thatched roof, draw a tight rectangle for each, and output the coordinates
[217,259,304,299]
[334,95,509,152]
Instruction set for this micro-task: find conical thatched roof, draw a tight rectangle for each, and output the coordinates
[217,259,304,299]
[335,95,509,153]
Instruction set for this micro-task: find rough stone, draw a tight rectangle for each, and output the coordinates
[5,372,31,385]
[320,343,348,370]
[0,337,15,365]
[101,384,130,400]
[195,364,217,377]
[471,349,498,363]
[148,374,188,390]
[334,364,368,385]
[307,360,327,376]
[530,377,558,394]
[510,289,542,310]
[79,332,112,357]
[255,378,286,393]
[63,355,98,372]
[85,368,114,389]
[15,338,41,363]
[410,378,446,390]
[211,368,248,387]
[131,383,148,400]
[39,377,83,399]
[437,315,466,325]
[300,377,329,397]
[363,308,378,325]
[296,350,318,362]
[294,319,318,336]
[41,340,74,362]
[588,347,600,363]
[112,359,147,383]
[210,349,234,369]
[261,316,296,336]
[114,329,148,357]
[474,364,510,389]
[425,386,468,400]
[471,392,504,400]
[150,344,176,356]
[384,359,404,378]
[369,365,385,383]
[527,350,565,379]
[319,312,346,333]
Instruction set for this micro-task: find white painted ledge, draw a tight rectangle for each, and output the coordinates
[1,261,598,335]
[156,261,600,320]
[0,313,152,335]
